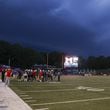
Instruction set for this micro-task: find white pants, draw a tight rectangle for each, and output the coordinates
[5,77,10,86]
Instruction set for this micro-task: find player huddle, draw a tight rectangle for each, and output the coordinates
[17,69,61,82]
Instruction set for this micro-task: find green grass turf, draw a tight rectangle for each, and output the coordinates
[10,75,110,110]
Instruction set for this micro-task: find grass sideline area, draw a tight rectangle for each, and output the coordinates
[10,75,110,110]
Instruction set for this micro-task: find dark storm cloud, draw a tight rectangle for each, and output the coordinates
[0,0,110,56]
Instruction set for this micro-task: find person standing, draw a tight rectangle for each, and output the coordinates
[1,69,5,82]
[58,71,61,82]
[5,68,12,86]
[32,69,36,81]
[39,69,43,82]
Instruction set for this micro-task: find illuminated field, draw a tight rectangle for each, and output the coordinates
[10,76,110,110]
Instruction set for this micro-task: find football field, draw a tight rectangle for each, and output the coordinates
[10,75,110,110]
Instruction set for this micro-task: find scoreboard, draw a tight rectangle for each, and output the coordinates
[64,56,78,68]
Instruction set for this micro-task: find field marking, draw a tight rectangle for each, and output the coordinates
[20,86,105,93]
[31,97,110,106]
[21,88,77,93]
[25,100,36,102]
[12,84,73,88]
[20,95,29,97]
[22,97,33,100]
[77,86,105,92]
[11,84,33,87]
[76,86,91,90]
[49,82,61,84]
[87,88,104,92]
[19,92,26,95]
[76,86,110,90]
[35,108,49,110]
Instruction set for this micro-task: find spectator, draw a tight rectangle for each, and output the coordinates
[1,69,5,82]
[39,69,43,82]
[58,71,61,82]
[32,69,36,81]
[5,68,12,86]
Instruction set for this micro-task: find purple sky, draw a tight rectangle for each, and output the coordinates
[0,0,110,56]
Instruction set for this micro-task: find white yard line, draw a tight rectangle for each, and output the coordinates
[35,108,49,110]
[22,97,33,100]
[18,86,106,93]
[25,100,36,102]
[31,97,110,106]
[20,95,29,97]
[21,88,77,93]
[34,84,73,86]
[11,85,33,87]
[48,82,61,83]
[19,92,26,94]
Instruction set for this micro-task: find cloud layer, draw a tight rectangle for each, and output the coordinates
[0,0,110,56]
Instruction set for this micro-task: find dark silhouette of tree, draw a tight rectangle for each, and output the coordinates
[0,41,38,68]
[78,56,87,69]
[47,51,64,68]
[0,41,12,65]
[1,40,110,69]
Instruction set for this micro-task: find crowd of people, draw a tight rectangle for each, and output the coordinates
[0,68,61,86]
[18,69,61,82]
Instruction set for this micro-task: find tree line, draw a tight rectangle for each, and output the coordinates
[79,56,110,70]
[0,40,110,69]
[0,40,63,68]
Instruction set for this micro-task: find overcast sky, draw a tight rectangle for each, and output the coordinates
[0,0,110,56]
